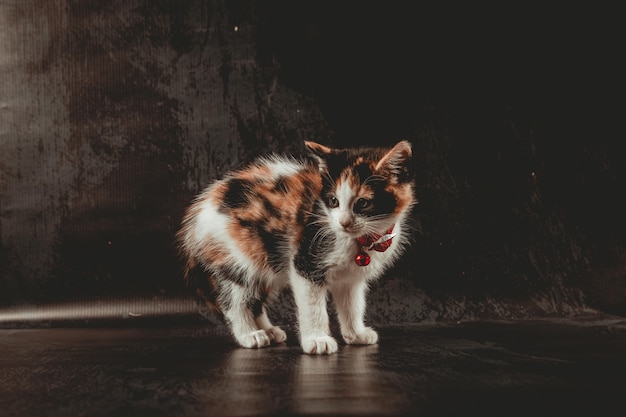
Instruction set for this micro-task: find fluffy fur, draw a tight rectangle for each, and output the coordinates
[177,141,415,354]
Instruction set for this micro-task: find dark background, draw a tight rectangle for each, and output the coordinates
[1,1,624,323]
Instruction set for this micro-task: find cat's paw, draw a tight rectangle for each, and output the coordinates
[266,326,287,343]
[343,327,379,345]
[239,329,272,349]
[301,336,339,355]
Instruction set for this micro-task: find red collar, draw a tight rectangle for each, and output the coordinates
[355,225,396,266]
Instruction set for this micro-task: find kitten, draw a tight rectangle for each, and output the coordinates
[177,140,415,354]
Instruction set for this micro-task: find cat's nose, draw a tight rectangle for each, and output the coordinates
[340,219,353,230]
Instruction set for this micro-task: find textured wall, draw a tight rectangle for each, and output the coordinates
[1,1,624,322]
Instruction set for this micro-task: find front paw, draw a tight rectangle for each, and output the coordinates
[238,330,272,348]
[266,326,287,343]
[302,336,338,355]
[343,327,379,345]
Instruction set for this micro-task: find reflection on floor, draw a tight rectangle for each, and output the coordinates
[1,317,626,416]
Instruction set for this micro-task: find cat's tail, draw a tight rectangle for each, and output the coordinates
[183,260,224,319]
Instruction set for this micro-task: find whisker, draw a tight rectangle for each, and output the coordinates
[312,226,332,247]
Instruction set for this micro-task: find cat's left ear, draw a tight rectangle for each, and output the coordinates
[304,141,332,171]
[375,140,413,180]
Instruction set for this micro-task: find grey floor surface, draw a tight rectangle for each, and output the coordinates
[1,316,625,416]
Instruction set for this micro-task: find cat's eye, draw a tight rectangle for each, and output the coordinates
[327,195,339,208]
[355,198,372,211]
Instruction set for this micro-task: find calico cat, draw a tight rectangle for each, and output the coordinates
[177,140,415,354]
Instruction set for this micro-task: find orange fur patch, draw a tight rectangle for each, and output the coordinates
[227,220,268,265]
[201,165,324,268]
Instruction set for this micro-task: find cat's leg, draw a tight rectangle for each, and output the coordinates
[289,271,338,354]
[221,282,272,349]
[331,280,379,345]
[254,307,287,343]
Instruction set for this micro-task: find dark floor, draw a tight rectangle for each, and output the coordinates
[1,316,626,417]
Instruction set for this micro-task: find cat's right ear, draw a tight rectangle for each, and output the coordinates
[304,141,332,172]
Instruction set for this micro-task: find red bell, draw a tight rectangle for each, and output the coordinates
[355,251,371,266]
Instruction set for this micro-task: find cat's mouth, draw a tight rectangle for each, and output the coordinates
[338,224,364,237]
[341,222,396,242]
[341,226,380,239]
[342,229,363,238]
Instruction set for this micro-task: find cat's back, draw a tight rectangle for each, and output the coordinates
[207,155,321,224]
[178,155,322,271]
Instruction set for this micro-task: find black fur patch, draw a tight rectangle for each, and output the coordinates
[221,178,253,209]
[260,195,281,218]
[294,203,334,284]
[237,219,287,273]
[324,151,350,181]
[248,298,264,318]
[214,265,247,288]
[369,183,398,217]
[354,162,374,184]
[258,227,288,272]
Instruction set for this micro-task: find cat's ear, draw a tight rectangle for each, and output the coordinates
[375,140,412,180]
[304,141,332,171]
